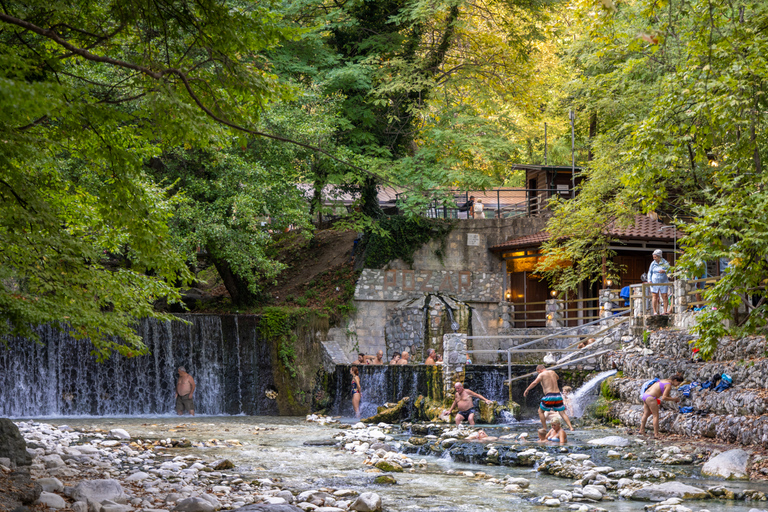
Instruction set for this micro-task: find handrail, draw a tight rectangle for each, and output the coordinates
[504,350,612,384]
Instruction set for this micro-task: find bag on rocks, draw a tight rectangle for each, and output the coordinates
[640,378,659,399]
[714,373,732,393]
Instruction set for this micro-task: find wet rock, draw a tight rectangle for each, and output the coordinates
[412,396,446,422]
[362,398,410,424]
[36,491,67,509]
[627,482,710,502]
[0,419,32,467]
[42,454,66,468]
[373,475,396,484]
[701,449,750,479]
[302,440,337,447]
[212,459,235,470]
[544,498,561,507]
[237,506,303,512]
[349,492,382,512]
[582,485,604,500]
[588,436,631,448]
[100,499,131,512]
[374,460,403,472]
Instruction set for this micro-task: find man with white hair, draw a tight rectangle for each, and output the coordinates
[175,367,196,416]
[444,382,492,426]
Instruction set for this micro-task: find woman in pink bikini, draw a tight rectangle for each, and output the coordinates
[639,373,684,437]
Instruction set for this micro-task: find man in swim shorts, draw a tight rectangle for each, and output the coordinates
[176,366,196,416]
[523,365,573,430]
[444,382,492,426]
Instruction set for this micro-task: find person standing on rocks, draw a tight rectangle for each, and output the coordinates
[175,367,196,416]
[350,366,362,419]
[649,249,671,315]
[639,373,684,437]
[444,382,492,426]
[524,365,573,431]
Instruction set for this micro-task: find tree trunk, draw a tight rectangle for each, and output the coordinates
[211,254,256,307]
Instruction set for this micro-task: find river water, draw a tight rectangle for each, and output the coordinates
[45,415,768,512]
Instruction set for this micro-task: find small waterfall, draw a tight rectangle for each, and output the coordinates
[570,369,617,418]
[0,315,284,417]
[358,366,387,419]
[471,309,488,336]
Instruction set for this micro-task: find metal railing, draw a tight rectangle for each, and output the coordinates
[512,298,629,327]
[465,310,630,383]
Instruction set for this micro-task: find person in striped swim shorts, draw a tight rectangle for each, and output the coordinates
[524,365,574,431]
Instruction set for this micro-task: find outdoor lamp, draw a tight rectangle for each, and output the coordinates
[550,290,558,298]
[505,291,512,300]
[606,279,613,287]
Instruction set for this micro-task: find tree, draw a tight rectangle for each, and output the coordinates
[539,0,768,356]
[0,0,296,357]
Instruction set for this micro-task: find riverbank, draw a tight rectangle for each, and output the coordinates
[4,416,768,512]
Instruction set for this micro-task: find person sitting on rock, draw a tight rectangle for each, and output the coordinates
[425,349,437,365]
[546,419,567,443]
[578,338,596,349]
[396,351,410,365]
[389,352,400,365]
[639,373,684,438]
[444,382,492,426]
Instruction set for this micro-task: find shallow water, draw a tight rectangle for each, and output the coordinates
[38,416,768,512]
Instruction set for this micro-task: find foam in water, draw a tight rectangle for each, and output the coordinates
[569,369,618,418]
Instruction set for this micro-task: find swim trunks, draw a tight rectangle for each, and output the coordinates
[641,393,661,405]
[176,393,194,413]
[456,407,477,419]
[539,393,565,412]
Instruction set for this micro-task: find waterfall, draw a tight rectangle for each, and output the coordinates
[471,309,488,336]
[569,369,618,418]
[0,315,279,417]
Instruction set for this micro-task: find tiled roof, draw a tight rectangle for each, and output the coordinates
[489,214,685,252]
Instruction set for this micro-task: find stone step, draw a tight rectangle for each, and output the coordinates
[606,401,768,448]
[607,377,768,416]
[611,351,768,390]
[646,330,766,362]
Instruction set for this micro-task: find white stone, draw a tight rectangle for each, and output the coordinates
[100,440,121,447]
[109,429,131,440]
[100,499,132,512]
[42,454,66,468]
[628,483,709,502]
[588,436,631,447]
[265,497,287,504]
[71,479,126,504]
[173,497,215,512]
[36,491,67,509]
[582,486,604,500]
[349,492,382,512]
[544,498,562,507]
[701,449,750,480]
[125,472,150,482]
[570,454,590,461]
[506,477,530,488]
[37,477,64,492]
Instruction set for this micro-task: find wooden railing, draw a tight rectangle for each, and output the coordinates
[511,298,629,327]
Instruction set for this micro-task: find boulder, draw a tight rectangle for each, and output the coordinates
[374,460,403,472]
[212,459,235,470]
[108,429,131,440]
[0,419,32,466]
[627,482,709,502]
[70,479,127,504]
[235,505,303,512]
[125,472,150,482]
[478,400,520,424]
[701,449,750,480]
[349,492,382,512]
[362,397,410,424]
[42,454,66,468]
[36,491,67,509]
[37,477,64,493]
[412,396,446,422]
[373,475,396,484]
[174,497,216,512]
[587,436,631,448]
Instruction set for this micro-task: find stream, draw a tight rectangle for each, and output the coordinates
[41,415,768,512]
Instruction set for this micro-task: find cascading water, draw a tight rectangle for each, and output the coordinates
[569,369,618,417]
[0,315,279,417]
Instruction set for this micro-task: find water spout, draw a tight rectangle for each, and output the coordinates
[569,369,617,418]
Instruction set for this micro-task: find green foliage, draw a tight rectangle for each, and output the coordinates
[363,216,453,269]
[258,307,300,379]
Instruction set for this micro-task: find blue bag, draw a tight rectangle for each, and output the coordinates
[714,373,732,393]
[640,378,660,399]
[678,406,694,414]
[677,384,693,398]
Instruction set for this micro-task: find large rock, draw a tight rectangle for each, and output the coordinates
[362,397,410,424]
[587,436,631,448]
[349,492,382,512]
[701,449,750,480]
[234,504,303,512]
[0,419,32,466]
[0,468,42,510]
[36,491,67,509]
[478,400,520,424]
[174,497,216,512]
[37,477,65,492]
[627,482,710,502]
[108,429,131,440]
[70,479,127,504]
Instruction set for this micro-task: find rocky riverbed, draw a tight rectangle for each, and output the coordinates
[4,416,768,512]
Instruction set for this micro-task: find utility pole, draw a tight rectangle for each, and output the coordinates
[569,110,576,193]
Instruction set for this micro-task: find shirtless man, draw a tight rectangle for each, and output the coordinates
[524,365,573,430]
[371,350,385,365]
[444,382,492,426]
[397,351,410,365]
[424,349,437,366]
[175,367,196,416]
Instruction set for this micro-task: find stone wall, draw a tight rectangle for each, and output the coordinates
[355,269,502,302]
